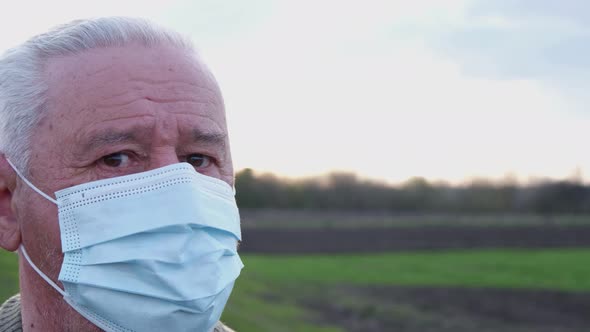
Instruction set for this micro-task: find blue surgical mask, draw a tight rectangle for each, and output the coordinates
[8,161,243,332]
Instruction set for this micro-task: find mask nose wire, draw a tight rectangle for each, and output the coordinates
[6,158,58,205]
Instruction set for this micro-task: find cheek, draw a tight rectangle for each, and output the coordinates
[15,189,63,275]
[219,165,234,187]
[218,149,234,186]
[198,165,233,187]
[199,167,222,181]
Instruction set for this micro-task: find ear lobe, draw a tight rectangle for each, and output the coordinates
[0,155,20,251]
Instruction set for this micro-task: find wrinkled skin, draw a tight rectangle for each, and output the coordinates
[0,44,233,331]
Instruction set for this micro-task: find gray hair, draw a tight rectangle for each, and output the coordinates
[0,17,194,172]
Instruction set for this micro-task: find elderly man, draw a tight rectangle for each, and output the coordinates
[0,17,242,332]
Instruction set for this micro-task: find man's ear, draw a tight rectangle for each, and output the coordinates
[0,154,20,251]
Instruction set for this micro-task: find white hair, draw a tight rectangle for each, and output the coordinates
[0,17,194,172]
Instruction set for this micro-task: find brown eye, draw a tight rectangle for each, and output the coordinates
[101,152,130,168]
[185,154,211,168]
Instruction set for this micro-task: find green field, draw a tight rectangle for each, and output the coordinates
[2,249,590,331]
[0,250,18,302]
[222,249,590,331]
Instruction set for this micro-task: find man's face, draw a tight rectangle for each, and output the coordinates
[11,44,232,325]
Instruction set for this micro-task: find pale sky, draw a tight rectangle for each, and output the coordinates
[0,0,588,184]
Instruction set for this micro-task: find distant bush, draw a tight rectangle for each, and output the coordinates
[235,169,590,214]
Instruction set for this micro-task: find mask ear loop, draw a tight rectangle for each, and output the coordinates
[19,245,66,297]
[6,158,58,205]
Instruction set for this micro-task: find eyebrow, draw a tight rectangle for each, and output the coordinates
[80,128,227,153]
[81,129,138,152]
[192,129,227,146]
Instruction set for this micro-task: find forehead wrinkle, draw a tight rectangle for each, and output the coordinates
[91,81,220,111]
[53,72,220,112]
[126,76,219,93]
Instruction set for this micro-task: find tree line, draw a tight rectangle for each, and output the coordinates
[235,169,590,214]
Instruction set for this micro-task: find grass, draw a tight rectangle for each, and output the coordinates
[238,249,590,291]
[3,249,590,331]
[0,250,18,302]
[221,249,590,331]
